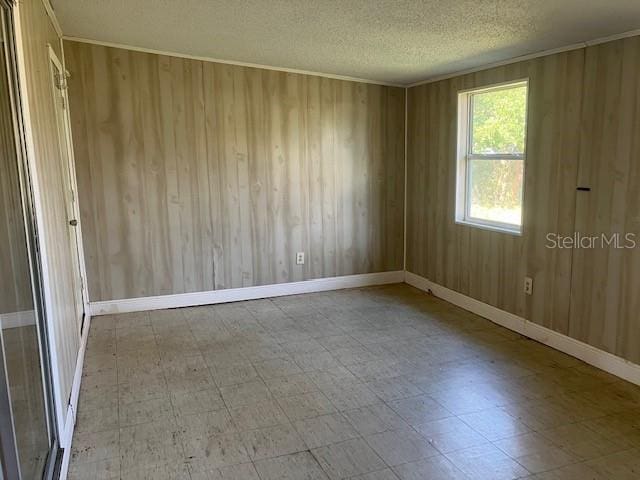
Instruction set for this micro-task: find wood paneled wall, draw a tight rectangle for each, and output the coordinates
[407,36,640,364]
[64,41,405,302]
[569,36,640,363]
[18,0,80,428]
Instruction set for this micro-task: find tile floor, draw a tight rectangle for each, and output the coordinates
[69,284,640,479]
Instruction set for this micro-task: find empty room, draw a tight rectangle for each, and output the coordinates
[2,0,640,479]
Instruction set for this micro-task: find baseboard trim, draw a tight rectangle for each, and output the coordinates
[58,315,91,480]
[0,310,36,329]
[89,271,405,316]
[404,271,640,387]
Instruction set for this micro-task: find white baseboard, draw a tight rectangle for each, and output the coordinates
[89,271,405,316]
[404,271,640,387]
[58,314,91,480]
[0,310,36,329]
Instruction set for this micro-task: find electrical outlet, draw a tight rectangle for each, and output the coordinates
[524,276,533,295]
[296,252,305,265]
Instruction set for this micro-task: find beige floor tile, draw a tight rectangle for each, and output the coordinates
[254,451,329,480]
[388,394,453,426]
[183,431,250,468]
[365,376,424,402]
[365,427,439,466]
[282,339,327,355]
[189,462,261,480]
[228,399,289,430]
[75,403,119,434]
[177,409,237,437]
[67,457,120,480]
[458,407,531,441]
[445,443,530,480]
[220,380,272,407]
[254,357,303,379]
[528,462,606,480]
[414,416,489,454]
[316,335,362,351]
[120,462,191,480]
[212,362,260,387]
[351,469,400,480]
[342,403,409,436]
[494,432,579,473]
[119,396,173,427]
[240,423,306,460]
[393,455,468,480]
[70,429,120,466]
[584,448,640,479]
[311,437,386,480]
[170,387,225,416]
[320,382,380,410]
[119,420,183,472]
[293,351,342,372]
[541,422,629,460]
[277,391,337,420]
[294,413,359,448]
[265,373,319,397]
[69,285,640,480]
[307,366,359,389]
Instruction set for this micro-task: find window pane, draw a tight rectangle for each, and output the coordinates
[468,159,523,226]
[471,84,527,155]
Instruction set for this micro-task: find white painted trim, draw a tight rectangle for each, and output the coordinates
[407,29,640,88]
[13,2,68,439]
[61,36,405,88]
[57,312,90,480]
[0,310,36,329]
[402,89,408,271]
[40,0,63,38]
[404,271,640,387]
[90,271,405,316]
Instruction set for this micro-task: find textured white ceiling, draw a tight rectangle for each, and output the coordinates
[53,0,640,85]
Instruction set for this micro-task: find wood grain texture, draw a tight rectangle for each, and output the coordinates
[569,36,640,364]
[18,0,80,420]
[408,35,640,365]
[64,41,405,302]
[0,43,32,316]
[407,49,585,335]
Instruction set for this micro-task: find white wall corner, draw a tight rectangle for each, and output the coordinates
[404,271,640,387]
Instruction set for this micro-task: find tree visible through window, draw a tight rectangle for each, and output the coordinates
[456,81,528,233]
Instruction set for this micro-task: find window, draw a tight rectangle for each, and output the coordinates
[456,80,528,234]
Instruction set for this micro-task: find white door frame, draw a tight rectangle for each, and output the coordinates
[46,43,89,330]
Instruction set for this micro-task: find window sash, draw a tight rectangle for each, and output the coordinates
[468,82,527,157]
[456,80,528,235]
[463,156,524,230]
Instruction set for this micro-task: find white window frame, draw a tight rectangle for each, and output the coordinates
[455,79,529,235]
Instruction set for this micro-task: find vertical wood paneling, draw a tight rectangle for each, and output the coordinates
[65,41,405,302]
[408,35,640,365]
[18,0,81,427]
[407,50,585,335]
[569,36,640,364]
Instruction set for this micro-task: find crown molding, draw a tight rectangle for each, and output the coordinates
[62,36,405,88]
[407,28,640,88]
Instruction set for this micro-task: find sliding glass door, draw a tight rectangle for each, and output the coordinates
[0,3,58,479]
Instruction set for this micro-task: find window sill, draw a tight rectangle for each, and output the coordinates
[455,219,522,236]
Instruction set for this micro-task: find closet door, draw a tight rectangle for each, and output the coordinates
[568,36,640,364]
[0,5,57,479]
